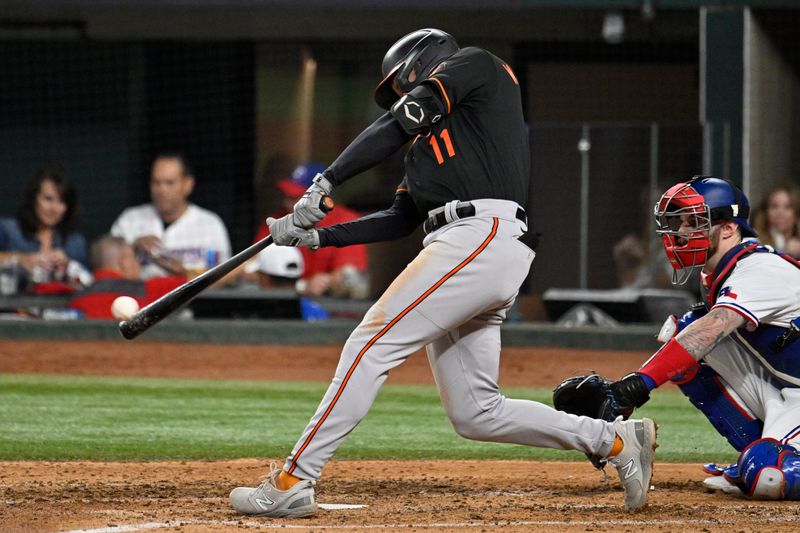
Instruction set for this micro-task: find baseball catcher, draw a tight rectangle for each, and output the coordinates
[554,176,800,500]
[229,28,658,517]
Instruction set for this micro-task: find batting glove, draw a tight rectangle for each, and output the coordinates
[267,214,320,249]
[293,173,333,229]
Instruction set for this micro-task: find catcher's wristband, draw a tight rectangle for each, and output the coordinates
[638,337,698,387]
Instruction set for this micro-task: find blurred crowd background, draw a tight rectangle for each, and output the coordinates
[1,1,799,322]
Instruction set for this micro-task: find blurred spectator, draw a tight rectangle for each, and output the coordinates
[753,183,800,258]
[612,180,676,290]
[252,244,304,290]
[613,233,674,289]
[0,167,90,292]
[254,162,369,298]
[69,234,185,319]
[110,152,231,279]
[613,233,648,287]
[250,245,328,321]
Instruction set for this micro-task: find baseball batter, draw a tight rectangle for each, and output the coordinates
[230,28,658,517]
[555,176,800,500]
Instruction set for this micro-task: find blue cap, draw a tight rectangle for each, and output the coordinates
[277,162,326,197]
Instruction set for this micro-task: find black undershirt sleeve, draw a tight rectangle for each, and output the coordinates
[318,191,424,247]
[323,112,414,187]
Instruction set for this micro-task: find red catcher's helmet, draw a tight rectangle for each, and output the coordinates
[654,176,756,284]
[374,28,459,110]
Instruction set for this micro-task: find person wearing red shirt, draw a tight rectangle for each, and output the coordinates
[255,162,369,298]
[69,234,185,319]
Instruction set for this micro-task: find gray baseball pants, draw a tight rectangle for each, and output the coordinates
[284,199,617,479]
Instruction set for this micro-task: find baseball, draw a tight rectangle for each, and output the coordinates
[111,296,140,321]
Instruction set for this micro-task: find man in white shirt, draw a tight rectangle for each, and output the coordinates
[110,152,231,280]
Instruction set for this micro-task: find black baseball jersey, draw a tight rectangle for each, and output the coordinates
[398,47,530,215]
[318,46,531,248]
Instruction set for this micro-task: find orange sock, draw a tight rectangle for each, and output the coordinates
[276,470,301,490]
[608,435,624,457]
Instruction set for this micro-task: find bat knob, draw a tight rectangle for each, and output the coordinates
[119,320,137,339]
[320,195,335,213]
[119,312,149,340]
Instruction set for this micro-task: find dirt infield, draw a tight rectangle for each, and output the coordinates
[0,340,648,386]
[5,458,799,533]
[1,340,793,532]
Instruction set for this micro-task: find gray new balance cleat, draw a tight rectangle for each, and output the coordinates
[607,417,658,511]
[230,467,317,518]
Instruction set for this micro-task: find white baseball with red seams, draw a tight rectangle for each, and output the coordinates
[111,296,140,321]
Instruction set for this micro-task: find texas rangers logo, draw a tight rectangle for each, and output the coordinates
[718,286,738,299]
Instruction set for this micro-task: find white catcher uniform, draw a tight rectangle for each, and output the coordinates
[697,241,800,448]
[284,199,617,480]
[110,203,231,279]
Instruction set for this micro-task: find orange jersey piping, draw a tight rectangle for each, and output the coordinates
[428,77,451,114]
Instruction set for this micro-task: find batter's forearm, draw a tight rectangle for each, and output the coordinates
[325,113,413,186]
[319,193,423,247]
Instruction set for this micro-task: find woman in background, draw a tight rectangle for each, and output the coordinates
[0,168,87,282]
[753,184,800,258]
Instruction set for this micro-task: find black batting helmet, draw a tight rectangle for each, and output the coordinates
[374,28,459,110]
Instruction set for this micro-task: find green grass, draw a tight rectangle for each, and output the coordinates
[0,373,738,463]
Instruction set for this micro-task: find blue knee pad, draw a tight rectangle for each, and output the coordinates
[675,363,763,452]
[724,438,800,500]
[781,447,800,500]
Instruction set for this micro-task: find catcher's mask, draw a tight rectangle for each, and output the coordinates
[655,176,756,285]
[374,28,459,110]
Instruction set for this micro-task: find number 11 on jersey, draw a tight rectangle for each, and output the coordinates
[429,128,456,164]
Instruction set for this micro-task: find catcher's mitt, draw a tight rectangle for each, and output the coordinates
[552,373,650,471]
[553,374,627,422]
[552,373,651,422]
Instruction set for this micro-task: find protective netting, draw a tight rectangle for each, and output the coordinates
[0,38,705,295]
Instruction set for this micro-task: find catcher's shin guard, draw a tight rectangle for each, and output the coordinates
[676,363,762,452]
[724,438,800,500]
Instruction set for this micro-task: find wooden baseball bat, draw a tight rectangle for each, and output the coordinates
[119,196,333,340]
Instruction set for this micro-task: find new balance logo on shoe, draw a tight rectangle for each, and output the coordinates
[620,458,638,479]
[256,497,275,509]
